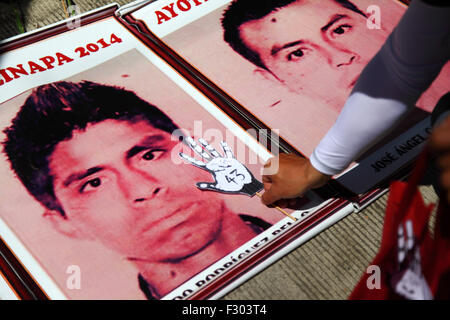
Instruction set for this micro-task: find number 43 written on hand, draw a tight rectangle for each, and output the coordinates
[179,137,263,197]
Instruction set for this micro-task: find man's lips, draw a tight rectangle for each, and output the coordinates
[141,201,198,233]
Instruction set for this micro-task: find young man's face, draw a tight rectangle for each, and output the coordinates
[48,118,225,263]
[239,0,387,110]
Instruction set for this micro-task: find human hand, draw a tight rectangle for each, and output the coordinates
[261,153,331,207]
[179,137,263,196]
[428,116,450,205]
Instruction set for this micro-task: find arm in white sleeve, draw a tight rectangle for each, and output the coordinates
[310,0,450,176]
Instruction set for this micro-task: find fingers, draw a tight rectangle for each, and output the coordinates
[261,174,279,205]
[262,175,298,207]
[262,175,272,183]
[260,155,320,207]
[179,152,206,169]
[196,182,219,192]
[185,137,212,160]
[185,138,236,161]
[220,141,234,158]
[272,198,298,209]
[272,199,289,208]
[262,173,272,186]
[261,155,299,206]
[261,184,283,206]
[198,138,220,158]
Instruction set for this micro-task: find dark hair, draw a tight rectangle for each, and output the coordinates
[3,81,180,216]
[222,0,367,70]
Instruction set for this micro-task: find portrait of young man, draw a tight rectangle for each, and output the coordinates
[0,49,288,299]
[222,0,389,112]
[1,80,275,299]
[160,0,449,156]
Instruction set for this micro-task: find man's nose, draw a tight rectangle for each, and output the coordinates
[132,186,162,205]
[331,51,359,68]
[119,169,162,206]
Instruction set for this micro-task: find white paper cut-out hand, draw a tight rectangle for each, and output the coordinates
[179,137,263,196]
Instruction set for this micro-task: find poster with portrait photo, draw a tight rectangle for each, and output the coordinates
[128,0,450,189]
[0,15,334,300]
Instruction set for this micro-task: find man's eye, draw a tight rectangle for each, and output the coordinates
[142,149,165,161]
[287,48,305,61]
[80,178,102,193]
[332,24,352,36]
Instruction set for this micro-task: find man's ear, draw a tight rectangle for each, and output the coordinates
[253,67,283,84]
[43,210,83,239]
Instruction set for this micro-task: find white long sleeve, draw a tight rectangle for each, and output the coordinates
[310,0,450,176]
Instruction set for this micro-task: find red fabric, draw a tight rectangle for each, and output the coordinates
[350,149,450,300]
